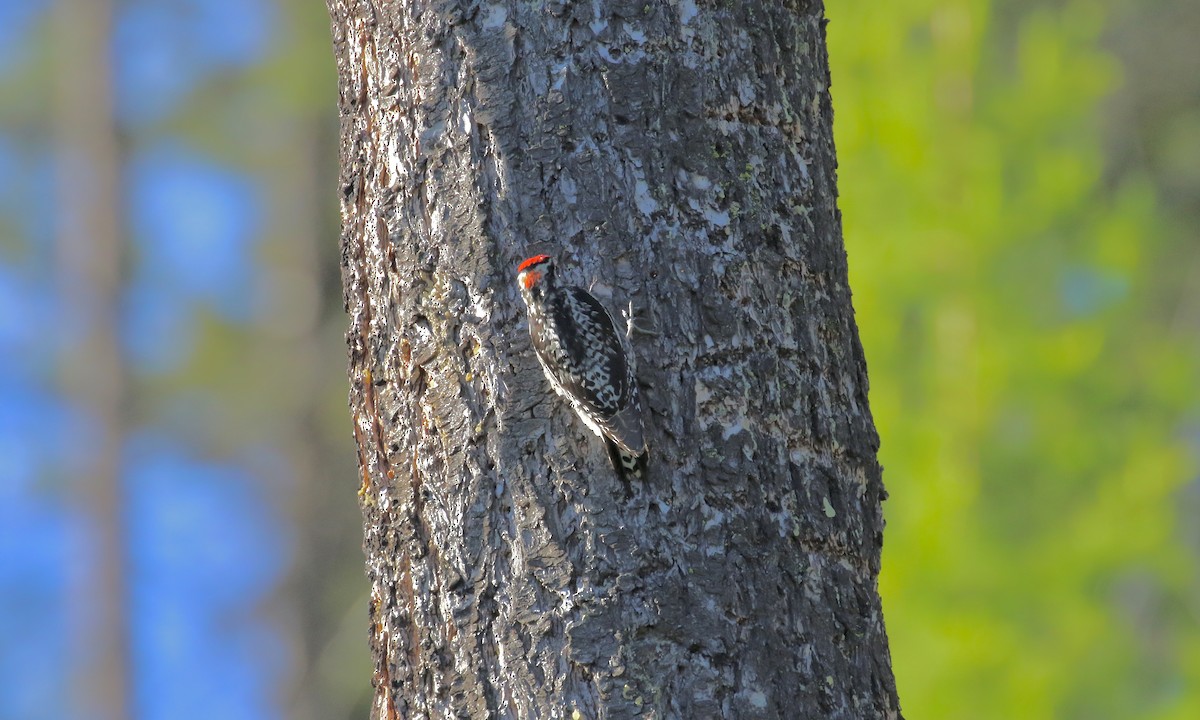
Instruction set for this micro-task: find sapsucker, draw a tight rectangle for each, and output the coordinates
[516,254,648,493]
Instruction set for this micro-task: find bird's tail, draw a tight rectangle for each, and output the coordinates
[605,438,647,498]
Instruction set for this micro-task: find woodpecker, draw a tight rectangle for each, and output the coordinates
[515,254,648,494]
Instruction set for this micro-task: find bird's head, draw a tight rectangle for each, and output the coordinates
[516,254,555,299]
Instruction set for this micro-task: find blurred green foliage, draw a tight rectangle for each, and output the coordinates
[828,1,1200,718]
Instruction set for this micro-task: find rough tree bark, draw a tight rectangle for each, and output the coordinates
[327,1,901,717]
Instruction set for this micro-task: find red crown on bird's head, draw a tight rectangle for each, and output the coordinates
[518,254,552,272]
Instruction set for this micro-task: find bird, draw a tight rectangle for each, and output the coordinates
[515,254,648,494]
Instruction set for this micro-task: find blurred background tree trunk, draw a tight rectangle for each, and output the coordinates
[327,0,901,717]
[54,1,130,718]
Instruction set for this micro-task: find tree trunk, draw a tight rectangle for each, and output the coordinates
[54,1,131,718]
[327,0,901,717]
